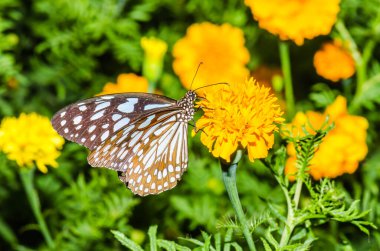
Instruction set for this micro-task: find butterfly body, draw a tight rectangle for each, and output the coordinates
[51,91,197,196]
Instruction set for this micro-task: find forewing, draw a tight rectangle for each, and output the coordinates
[87,110,189,196]
[51,93,176,150]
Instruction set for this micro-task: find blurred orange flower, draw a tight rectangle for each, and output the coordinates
[285,96,368,180]
[195,78,284,162]
[314,40,356,82]
[245,0,340,45]
[173,22,250,93]
[98,73,148,95]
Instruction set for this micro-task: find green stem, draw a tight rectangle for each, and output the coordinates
[147,81,156,93]
[19,168,54,249]
[278,184,295,247]
[221,150,256,251]
[279,42,295,119]
[293,175,303,210]
[278,156,305,247]
[335,20,368,99]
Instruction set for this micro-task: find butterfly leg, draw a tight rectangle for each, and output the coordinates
[117,171,129,186]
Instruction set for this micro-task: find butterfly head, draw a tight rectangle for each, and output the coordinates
[176,90,197,122]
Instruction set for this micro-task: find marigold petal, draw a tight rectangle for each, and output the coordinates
[196,77,284,163]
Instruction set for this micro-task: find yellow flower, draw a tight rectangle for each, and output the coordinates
[173,22,250,92]
[285,96,368,180]
[97,73,148,95]
[313,40,356,82]
[0,113,64,173]
[141,37,168,83]
[245,0,340,45]
[195,78,284,162]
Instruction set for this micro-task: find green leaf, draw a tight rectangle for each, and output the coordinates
[111,230,144,251]
[156,239,176,251]
[229,242,243,251]
[261,237,273,251]
[214,232,221,251]
[223,228,233,251]
[148,225,158,251]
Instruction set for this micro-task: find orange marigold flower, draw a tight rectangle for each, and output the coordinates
[195,78,284,162]
[173,22,250,92]
[285,96,368,180]
[313,40,356,82]
[245,0,340,45]
[98,73,148,95]
[0,113,64,173]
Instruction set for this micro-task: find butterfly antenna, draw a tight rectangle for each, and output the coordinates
[193,82,229,92]
[190,62,203,90]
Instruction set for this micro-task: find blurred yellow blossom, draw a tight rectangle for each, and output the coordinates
[130,229,146,245]
[0,113,64,173]
[245,0,340,45]
[285,96,368,180]
[195,78,284,162]
[141,37,167,84]
[314,40,356,82]
[207,177,225,195]
[173,22,250,93]
[97,73,149,95]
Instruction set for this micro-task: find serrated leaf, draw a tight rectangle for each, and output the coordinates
[178,237,205,246]
[214,233,221,251]
[261,237,273,251]
[156,239,176,251]
[223,228,233,251]
[265,230,279,249]
[148,225,158,251]
[229,242,243,251]
[111,230,144,251]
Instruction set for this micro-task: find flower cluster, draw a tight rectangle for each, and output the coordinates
[173,22,250,92]
[285,96,368,179]
[97,73,149,95]
[195,78,284,162]
[313,40,356,82]
[244,0,341,45]
[0,113,65,173]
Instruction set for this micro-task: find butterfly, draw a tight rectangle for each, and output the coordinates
[51,90,197,196]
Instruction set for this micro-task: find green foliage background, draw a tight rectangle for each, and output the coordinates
[0,0,379,250]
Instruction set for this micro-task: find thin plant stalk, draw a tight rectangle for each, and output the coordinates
[278,183,295,247]
[221,150,256,251]
[19,168,55,249]
[147,81,156,93]
[335,20,377,105]
[279,41,295,119]
[279,154,306,247]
